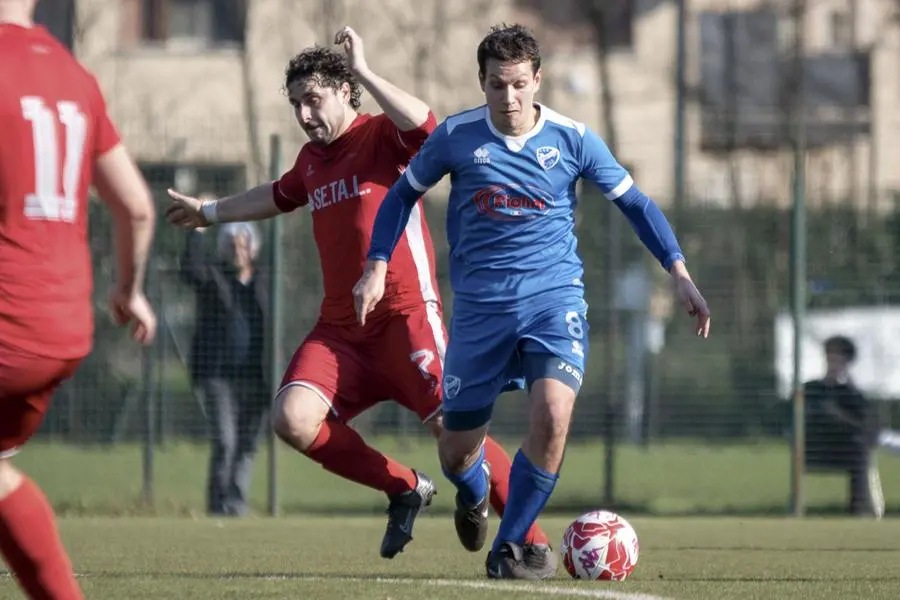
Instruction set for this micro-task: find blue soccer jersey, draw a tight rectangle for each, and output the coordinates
[403,105,629,307]
[367,103,684,427]
[370,104,684,309]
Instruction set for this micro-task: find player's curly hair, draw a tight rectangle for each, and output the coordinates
[283,46,362,110]
[476,23,542,80]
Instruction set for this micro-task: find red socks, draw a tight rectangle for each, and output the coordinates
[305,420,418,497]
[483,437,550,546]
[303,420,550,547]
[0,476,82,600]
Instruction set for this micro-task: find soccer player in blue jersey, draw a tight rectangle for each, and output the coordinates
[353,24,710,579]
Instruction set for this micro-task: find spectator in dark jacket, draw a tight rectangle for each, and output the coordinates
[804,335,882,517]
[181,217,269,516]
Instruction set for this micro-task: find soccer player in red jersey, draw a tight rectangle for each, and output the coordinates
[166,27,554,568]
[0,1,158,598]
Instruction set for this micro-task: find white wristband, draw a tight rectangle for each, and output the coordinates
[200,199,219,224]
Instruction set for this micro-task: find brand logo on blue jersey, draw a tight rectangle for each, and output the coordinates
[473,184,552,221]
[536,146,561,170]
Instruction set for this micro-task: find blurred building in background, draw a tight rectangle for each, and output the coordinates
[28,0,900,518]
[42,0,896,210]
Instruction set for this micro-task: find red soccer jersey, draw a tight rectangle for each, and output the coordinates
[274,112,441,326]
[0,24,121,358]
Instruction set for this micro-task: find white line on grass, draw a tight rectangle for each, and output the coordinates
[266,575,674,600]
[2,572,673,600]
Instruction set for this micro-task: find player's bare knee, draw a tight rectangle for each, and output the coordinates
[528,382,575,454]
[528,416,566,458]
[0,460,23,500]
[438,426,486,473]
[272,386,329,452]
[544,398,575,440]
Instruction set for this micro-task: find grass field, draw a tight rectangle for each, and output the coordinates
[14,438,900,516]
[0,516,897,600]
[2,440,899,598]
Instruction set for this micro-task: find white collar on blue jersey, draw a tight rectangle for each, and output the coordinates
[484,103,547,153]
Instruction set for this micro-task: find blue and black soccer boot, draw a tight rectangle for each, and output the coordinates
[380,471,436,559]
[453,461,491,551]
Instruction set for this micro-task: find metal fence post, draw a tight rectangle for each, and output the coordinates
[142,256,158,510]
[267,134,284,516]
[789,0,808,518]
[156,271,169,449]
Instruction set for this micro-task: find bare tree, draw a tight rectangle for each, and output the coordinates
[238,1,265,185]
[579,0,618,152]
[577,0,623,498]
[359,0,494,115]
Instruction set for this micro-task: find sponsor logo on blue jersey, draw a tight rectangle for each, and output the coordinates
[472,184,553,221]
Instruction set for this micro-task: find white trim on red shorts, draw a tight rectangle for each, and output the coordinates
[275,381,339,417]
[421,405,442,424]
[0,447,21,460]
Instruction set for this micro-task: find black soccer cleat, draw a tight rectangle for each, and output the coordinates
[453,461,491,552]
[522,543,559,579]
[486,541,548,580]
[379,471,436,559]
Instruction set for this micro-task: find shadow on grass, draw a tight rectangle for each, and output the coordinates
[72,571,900,583]
[52,496,900,519]
[282,500,900,518]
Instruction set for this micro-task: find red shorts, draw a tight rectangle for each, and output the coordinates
[280,302,446,423]
[0,341,82,457]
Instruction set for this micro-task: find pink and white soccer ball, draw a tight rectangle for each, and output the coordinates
[560,510,639,581]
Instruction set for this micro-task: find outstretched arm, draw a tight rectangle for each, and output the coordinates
[337,26,431,131]
[611,185,685,272]
[578,129,683,271]
[580,128,710,337]
[166,155,310,228]
[166,183,282,228]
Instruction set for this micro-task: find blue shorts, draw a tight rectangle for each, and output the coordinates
[441,297,589,431]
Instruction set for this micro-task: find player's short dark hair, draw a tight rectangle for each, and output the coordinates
[477,23,541,80]
[824,335,856,361]
[284,46,362,110]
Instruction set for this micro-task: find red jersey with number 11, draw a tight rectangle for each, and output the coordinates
[0,24,121,358]
[274,112,440,326]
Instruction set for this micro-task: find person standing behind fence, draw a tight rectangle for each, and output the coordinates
[180,214,269,517]
[804,335,883,517]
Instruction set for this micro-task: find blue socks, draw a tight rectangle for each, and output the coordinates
[493,450,558,553]
[442,445,488,507]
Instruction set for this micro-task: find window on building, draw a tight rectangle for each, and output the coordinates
[140,0,244,49]
[33,0,75,50]
[601,0,635,50]
[830,10,852,49]
[514,0,635,50]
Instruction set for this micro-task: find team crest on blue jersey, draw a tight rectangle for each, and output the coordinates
[473,184,553,221]
[443,375,462,399]
[536,146,561,171]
